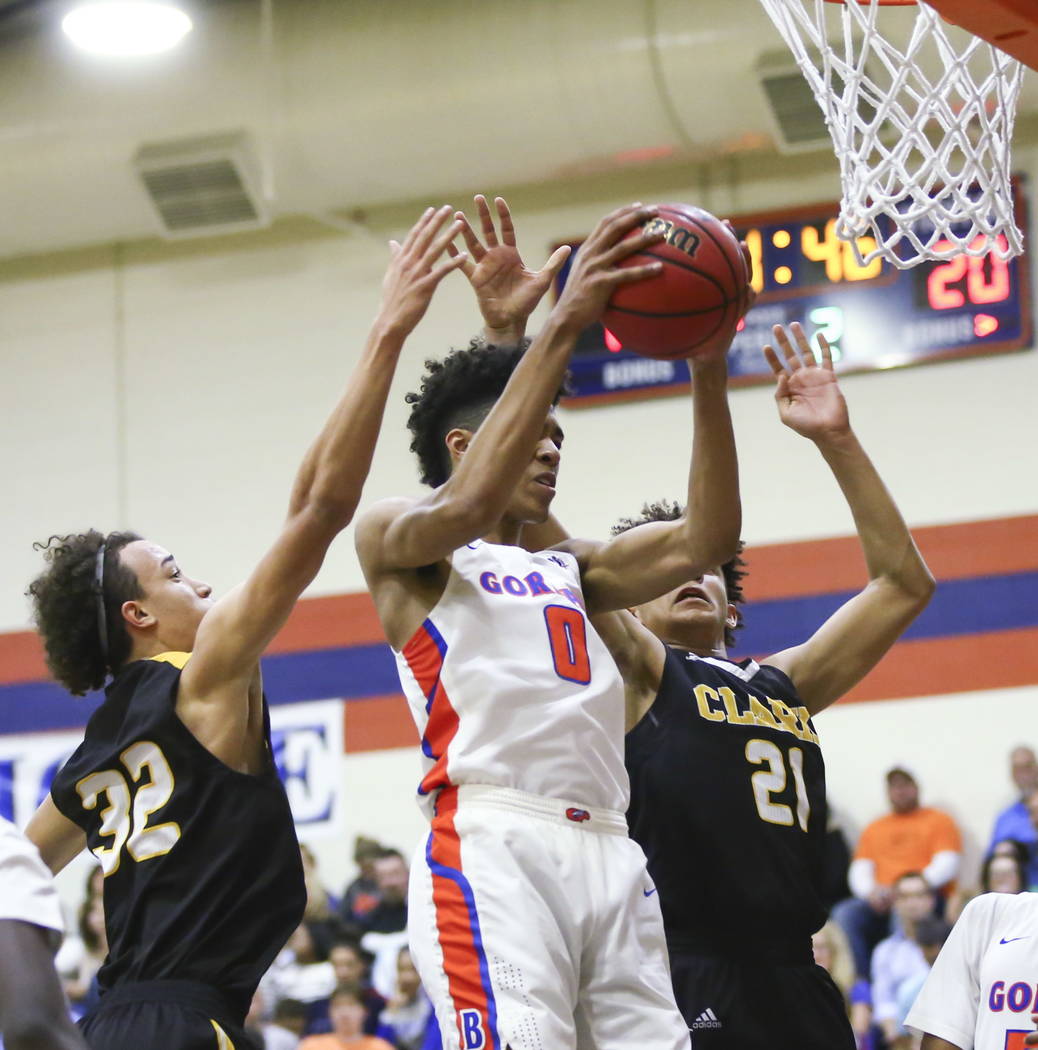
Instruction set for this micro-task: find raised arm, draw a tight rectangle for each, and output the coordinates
[178,207,467,739]
[449,194,570,346]
[760,323,935,715]
[359,202,666,572]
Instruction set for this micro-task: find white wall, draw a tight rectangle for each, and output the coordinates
[5,142,1037,901]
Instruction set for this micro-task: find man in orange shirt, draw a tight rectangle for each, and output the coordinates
[833,766,961,977]
[299,984,394,1050]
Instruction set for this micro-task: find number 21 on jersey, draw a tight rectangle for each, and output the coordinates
[745,738,810,831]
[75,740,181,876]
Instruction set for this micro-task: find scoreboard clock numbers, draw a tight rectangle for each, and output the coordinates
[556,181,1031,407]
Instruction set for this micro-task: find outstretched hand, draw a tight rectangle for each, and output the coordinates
[1026,1013,1038,1047]
[378,206,468,337]
[553,203,665,332]
[763,322,850,442]
[449,195,571,342]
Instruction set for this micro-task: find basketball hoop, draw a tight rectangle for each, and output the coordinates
[758,0,1024,268]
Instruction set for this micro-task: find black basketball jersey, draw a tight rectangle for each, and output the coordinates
[625,646,828,952]
[51,654,306,1020]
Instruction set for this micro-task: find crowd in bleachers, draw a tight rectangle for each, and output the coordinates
[814,746,1038,1049]
[53,744,1038,1050]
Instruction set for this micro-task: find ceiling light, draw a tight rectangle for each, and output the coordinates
[62,2,193,57]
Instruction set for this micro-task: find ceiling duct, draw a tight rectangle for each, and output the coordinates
[133,131,269,239]
[756,49,834,152]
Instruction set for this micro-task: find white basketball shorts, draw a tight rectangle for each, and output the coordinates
[408,784,690,1050]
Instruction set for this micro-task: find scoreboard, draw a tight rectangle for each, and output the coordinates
[557,183,1032,406]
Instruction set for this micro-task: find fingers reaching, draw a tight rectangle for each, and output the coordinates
[495,197,517,247]
[538,243,573,281]
[474,194,499,248]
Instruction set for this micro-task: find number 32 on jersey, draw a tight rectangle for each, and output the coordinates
[75,740,181,876]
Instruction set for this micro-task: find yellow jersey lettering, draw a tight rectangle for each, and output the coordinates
[718,687,755,726]
[765,697,801,738]
[694,684,726,722]
[793,706,820,744]
[749,696,781,730]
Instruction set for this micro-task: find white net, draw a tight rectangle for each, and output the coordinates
[758,0,1024,268]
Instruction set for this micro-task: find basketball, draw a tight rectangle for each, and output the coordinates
[603,204,749,360]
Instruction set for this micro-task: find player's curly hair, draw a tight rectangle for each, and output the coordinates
[405,337,569,488]
[612,499,747,647]
[26,530,143,695]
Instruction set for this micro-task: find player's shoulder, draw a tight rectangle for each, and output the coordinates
[549,536,602,567]
[354,496,420,555]
[356,496,419,533]
[960,890,1038,930]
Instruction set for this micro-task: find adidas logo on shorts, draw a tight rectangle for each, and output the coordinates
[691,1008,723,1030]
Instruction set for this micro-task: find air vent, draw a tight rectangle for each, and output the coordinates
[133,132,269,239]
[757,50,834,152]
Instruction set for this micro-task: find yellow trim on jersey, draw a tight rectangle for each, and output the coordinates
[149,651,192,668]
[210,1019,235,1050]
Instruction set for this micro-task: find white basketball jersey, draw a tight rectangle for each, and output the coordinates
[394,541,628,817]
[907,892,1038,1050]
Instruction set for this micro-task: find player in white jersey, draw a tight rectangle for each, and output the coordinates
[0,814,88,1050]
[356,199,746,1050]
[907,892,1038,1049]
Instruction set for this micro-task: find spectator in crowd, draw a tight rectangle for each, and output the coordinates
[812,921,872,1050]
[63,892,107,1011]
[360,850,410,999]
[1024,788,1038,886]
[871,872,937,1048]
[982,848,1029,894]
[947,839,1030,922]
[302,843,342,922]
[988,746,1038,853]
[263,998,309,1050]
[300,843,343,959]
[891,916,951,1049]
[833,767,961,977]
[340,837,384,926]
[327,937,386,1036]
[299,984,395,1050]
[264,922,337,1032]
[380,948,434,1050]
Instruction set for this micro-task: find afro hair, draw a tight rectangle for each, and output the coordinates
[612,499,747,648]
[26,529,143,695]
[405,337,569,488]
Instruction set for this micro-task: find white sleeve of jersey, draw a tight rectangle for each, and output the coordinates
[0,815,65,941]
[905,895,993,1049]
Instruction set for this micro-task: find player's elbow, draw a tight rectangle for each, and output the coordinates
[300,488,362,535]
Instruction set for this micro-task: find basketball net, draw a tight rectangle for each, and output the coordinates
[758,0,1024,268]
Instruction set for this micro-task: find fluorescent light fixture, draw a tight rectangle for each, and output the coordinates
[62,2,193,57]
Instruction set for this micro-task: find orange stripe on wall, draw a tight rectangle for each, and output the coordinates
[746,514,1038,601]
[0,632,47,685]
[270,593,385,653]
[823,625,1038,705]
[344,693,417,754]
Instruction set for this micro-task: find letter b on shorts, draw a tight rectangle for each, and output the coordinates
[459,1009,486,1049]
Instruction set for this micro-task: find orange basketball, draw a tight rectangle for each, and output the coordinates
[603,204,748,360]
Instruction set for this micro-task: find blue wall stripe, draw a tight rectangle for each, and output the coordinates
[2,571,1036,736]
[737,569,1038,657]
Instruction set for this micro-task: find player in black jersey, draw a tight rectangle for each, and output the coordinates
[20,206,469,1050]
[599,324,935,1049]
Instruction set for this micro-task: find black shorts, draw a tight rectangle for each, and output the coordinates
[81,980,258,1050]
[670,951,856,1050]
